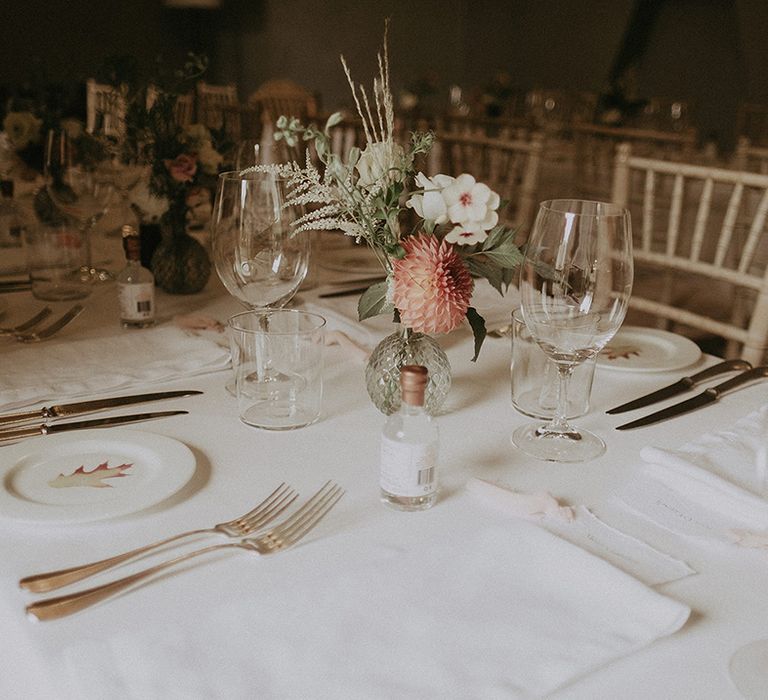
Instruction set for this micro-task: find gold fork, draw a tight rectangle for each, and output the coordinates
[0,307,53,336]
[13,304,85,342]
[26,482,344,621]
[20,483,298,593]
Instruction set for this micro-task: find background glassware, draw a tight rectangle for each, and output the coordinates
[211,170,308,309]
[228,309,325,430]
[24,222,92,301]
[510,308,596,419]
[44,128,114,282]
[233,139,261,170]
[511,199,633,462]
[729,639,768,700]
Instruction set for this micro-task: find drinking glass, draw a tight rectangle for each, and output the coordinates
[729,640,768,699]
[44,128,114,282]
[511,199,633,462]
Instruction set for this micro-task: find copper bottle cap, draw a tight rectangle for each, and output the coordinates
[400,365,429,406]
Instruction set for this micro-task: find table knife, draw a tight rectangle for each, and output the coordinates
[0,390,203,426]
[0,410,189,444]
[606,359,752,414]
[615,366,768,430]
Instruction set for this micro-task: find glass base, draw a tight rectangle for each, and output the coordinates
[511,422,606,462]
[380,490,436,511]
[729,640,768,699]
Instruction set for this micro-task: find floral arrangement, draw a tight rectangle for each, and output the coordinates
[262,26,522,359]
[119,55,228,229]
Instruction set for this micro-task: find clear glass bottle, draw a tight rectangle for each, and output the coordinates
[0,180,23,249]
[380,365,439,510]
[117,224,155,328]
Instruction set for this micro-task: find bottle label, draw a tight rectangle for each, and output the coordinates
[118,282,155,321]
[380,435,438,498]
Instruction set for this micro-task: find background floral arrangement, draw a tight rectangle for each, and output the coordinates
[122,56,229,229]
[263,25,522,359]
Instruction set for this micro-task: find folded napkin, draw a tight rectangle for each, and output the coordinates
[619,405,768,546]
[467,478,694,586]
[0,326,230,410]
[49,506,689,700]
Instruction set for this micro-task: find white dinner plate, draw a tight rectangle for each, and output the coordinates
[597,326,702,373]
[0,429,196,524]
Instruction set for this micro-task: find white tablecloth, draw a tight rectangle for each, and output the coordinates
[1,274,767,699]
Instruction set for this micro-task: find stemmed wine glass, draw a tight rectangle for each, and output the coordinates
[44,128,114,282]
[512,199,633,462]
[211,170,309,392]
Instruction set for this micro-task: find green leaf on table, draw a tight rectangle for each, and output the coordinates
[358,280,391,321]
[465,306,486,362]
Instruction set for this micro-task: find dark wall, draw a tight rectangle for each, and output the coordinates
[1,0,765,149]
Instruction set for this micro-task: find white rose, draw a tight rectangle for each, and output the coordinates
[406,172,455,225]
[129,179,169,223]
[355,141,403,190]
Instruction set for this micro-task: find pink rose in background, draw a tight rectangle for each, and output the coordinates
[164,153,197,182]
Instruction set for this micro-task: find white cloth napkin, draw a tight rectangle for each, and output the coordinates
[47,501,689,700]
[467,478,694,586]
[619,405,768,545]
[0,326,230,410]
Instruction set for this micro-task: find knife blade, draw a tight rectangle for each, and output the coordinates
[606,359,753,414]
[0,390,203,426]
[0,410,189,444]
[615,366,768,430]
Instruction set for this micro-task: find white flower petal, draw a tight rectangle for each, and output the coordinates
[487,190,501,210]
[432,173,455,188]
[455,173,476,189]
[445,222,487,245]
[481,209,499,230]
[406,194,425,218]
[472,182,492,204]
[421,190,448,222]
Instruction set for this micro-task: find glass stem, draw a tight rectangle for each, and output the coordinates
[546,363,575,434]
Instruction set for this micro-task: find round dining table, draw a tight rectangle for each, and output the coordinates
[0,267,766,700]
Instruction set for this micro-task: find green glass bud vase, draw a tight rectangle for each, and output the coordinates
[150,213,211,294]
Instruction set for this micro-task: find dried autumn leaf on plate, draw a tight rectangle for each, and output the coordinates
[48,461,133,489]
[601,345,641,361]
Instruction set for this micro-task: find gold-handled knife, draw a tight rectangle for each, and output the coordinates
[0,390,203,426]
[606,359,752,414]
[615,366,768,430]
[0,410,189,444]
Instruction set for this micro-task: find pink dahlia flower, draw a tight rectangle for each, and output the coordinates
[393,234,474,335]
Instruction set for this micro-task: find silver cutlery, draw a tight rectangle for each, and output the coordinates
[20,483,298,593]
[13,304,84,342]
[0,389,204,427]
[0,307,53,335]
[0,410,188,444]
[25,481,344,620]
[606,359,753,414]
[615,366,768,430]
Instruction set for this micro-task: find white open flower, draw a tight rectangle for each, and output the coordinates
[355,141,403,190]
[445,221,488,245]
[406,172,455,225]
[442,173,500,230]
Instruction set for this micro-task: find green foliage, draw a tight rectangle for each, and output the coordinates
[358,280,392,321]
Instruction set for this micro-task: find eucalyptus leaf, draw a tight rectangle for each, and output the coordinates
[465,307,487,362]
[325,111,344,132]
[482,243,523,269]
[357,281,391,321]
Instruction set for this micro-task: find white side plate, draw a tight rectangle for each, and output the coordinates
[0,429,195,523]
[598,327,702,373]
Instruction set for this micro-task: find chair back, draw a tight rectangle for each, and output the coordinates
[86,79,126,137]
[612,143,768,363]
[248,79,316,123]
[574,123,698,201]
[146,86,195,128]
[733,137,768,175]
[196,81,238,130]
[433,131,544,239]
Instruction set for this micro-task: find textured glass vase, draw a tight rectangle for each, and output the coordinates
[150,214,211,294]
[365,325,451,415]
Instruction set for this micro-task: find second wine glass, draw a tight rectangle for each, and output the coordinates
[44,128,114,282]
[512,199,633,462]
